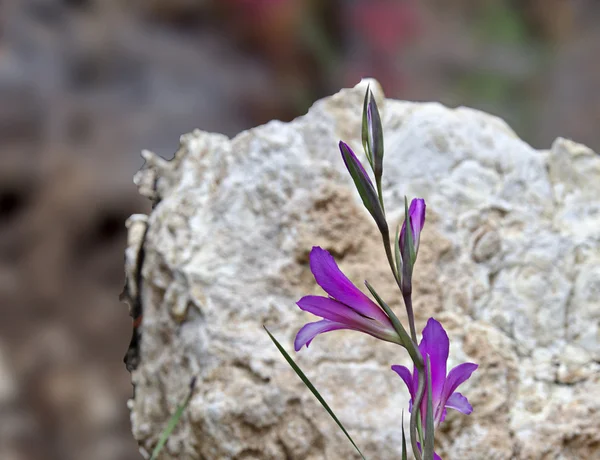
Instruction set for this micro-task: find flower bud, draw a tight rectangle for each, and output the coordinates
[361,87,384,184]
[400,197,426,294]
[339,141,388,236]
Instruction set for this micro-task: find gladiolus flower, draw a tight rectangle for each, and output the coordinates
[294,246,402,351]
[392,318,478,428]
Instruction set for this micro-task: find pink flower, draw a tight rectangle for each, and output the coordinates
[392,318,478,428]
[294,247,401,351]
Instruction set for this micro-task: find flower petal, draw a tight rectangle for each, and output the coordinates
[409,198,426,251]
[400,198,426,254]
[294,319,350,351]
[445,392,473,415]
[438,407,447,424]
[391,365,415,401]
[440,363,478,406]
[309,247,389,323]
[297,295,367,325]
[297,295,396,342]
[419,318,449,406]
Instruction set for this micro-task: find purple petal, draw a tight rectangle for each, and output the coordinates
[297,295,395,340]
[309,247,389,323]
[445,392,473,415]
[440,363,478,406]
[438,407,447,424]
[297,295,367,325]
[419,318,449,407]
[294,320,349,351]
[400,198,426,254]
[391,365,415,401]
[409,198,426,246]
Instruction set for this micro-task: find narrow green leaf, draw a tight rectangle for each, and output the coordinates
[401,410,408,460]
[265,327,367,460]
[361,86,373,167]
[150,377,197,460]
[364,281,423,370]
[423,358,435,460]
[417,409,425,449]
[394,221,402,281]
[401,196,415,295]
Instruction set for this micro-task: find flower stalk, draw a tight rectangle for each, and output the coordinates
[275,86,478,460]
[410,351,426,460]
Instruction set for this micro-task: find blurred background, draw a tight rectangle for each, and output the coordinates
[1,0,599,459]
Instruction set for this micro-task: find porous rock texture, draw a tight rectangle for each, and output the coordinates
[126,80,600,459]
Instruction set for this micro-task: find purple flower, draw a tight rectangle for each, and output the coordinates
[294,246,402,351]
[392,318,478,428]
[400,198,426,256]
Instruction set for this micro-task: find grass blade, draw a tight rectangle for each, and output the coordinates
[150,377,197,460]
[265,327,366,460]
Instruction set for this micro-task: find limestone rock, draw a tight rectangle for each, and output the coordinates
[127,80,600,459]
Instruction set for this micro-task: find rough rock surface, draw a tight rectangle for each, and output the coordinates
[127,80,600,459]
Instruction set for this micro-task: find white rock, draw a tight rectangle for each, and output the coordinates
[127,80,600,459]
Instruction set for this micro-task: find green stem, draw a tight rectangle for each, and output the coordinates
[382,233,399,287]
[365,281,422,369]
[402,293,417,346]
[376,177,385,214]
[410,368,426,460]
[417,412,424,448]
[376,189,425,459]
[382,234,418,344]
